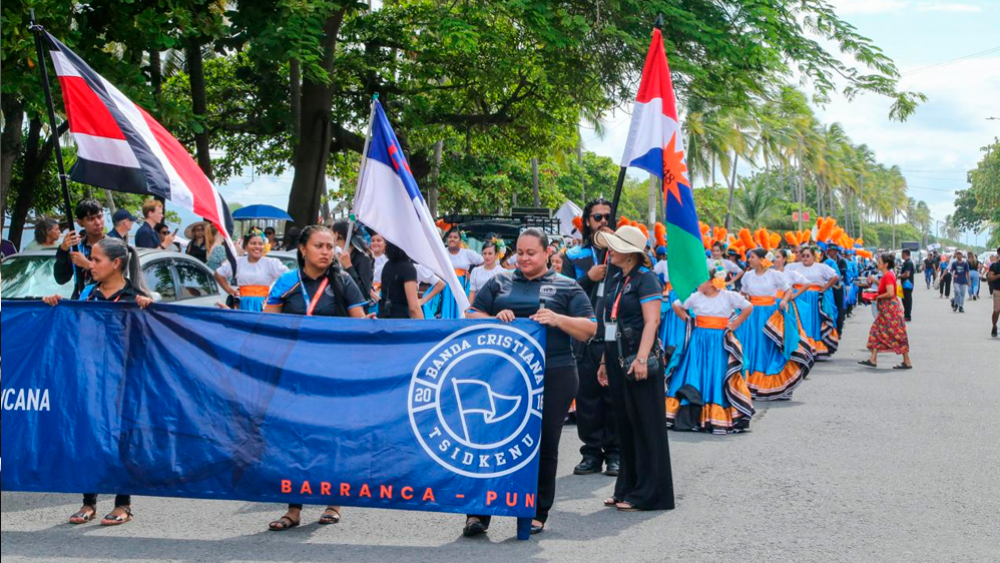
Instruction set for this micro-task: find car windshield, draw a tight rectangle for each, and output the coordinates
[1,255,74,300]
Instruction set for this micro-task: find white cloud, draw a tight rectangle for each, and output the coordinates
[916,2,982,12]
[827,0,910,14]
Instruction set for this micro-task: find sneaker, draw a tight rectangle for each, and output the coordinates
[959,307,965,313]
[992,326,998,338]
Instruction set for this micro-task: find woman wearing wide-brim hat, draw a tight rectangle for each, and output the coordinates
[184,222,208,263]
[594,226,675,512]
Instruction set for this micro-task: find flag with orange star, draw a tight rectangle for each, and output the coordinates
[619,25,707,301]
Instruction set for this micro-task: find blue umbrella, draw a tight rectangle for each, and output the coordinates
[232,205,293,222]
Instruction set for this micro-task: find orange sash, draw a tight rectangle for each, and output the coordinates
[776,290,786,299]
[239,285,270,298]
[795,284,824,292]
[454,268,469,278]
[749,296,777,306]
[695,316,730,330]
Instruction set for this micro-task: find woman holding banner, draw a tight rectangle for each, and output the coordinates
[593,226,675,513]
[463,228,597,537]
[263,225,369,531]
[42,237,152,526]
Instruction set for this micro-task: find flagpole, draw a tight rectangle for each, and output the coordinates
[28,10,75,230]
[609,14,664,224]
[345,94,379,245]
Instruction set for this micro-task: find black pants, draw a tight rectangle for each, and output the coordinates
[940,274,952,298]
[607,350,674,510]
[902,288,914,319]
[575,343,619,462]
[470,365,579,526]
[83,494,131,507]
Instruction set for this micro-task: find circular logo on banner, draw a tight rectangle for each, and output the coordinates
[409,325,545,479]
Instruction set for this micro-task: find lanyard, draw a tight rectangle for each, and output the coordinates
[610,274,633,322]
[299,273,330,317]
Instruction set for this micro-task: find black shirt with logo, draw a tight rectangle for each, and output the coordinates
[471,269,595,368]
[603,266,663,356]
[989,261,1000,293]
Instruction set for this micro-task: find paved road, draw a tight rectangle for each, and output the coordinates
[3,286,998,563]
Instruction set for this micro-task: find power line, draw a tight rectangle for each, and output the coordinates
[901,45,1000,77]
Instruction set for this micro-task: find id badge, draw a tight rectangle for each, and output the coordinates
[597,282,606,298]
[604,322,618,342]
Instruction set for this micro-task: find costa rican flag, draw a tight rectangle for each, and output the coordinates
[351,101,469,317]
[44,32,234,246]
[619,26,707,301]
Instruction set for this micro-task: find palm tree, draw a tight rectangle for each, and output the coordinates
[734,176,782,228]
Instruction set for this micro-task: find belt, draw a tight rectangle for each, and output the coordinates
[695,316,730,330]
[239,285,270,298]
[749,296,777,306]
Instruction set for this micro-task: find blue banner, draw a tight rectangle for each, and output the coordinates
[1,301,546,519]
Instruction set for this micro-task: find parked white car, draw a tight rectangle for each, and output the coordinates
[1,248,226,307]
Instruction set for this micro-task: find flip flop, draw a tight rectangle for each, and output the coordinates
[269,516,300,532]
[616,502,645,513]
[318,508,341,525]
[893,364,913,370]
[69,506,97,525]
[857,360,877,368]
[604,498,622,508]
[100,508,132,527]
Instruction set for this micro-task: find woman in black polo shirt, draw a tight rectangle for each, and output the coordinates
[263,225,368,531]
[594,226,674,513]
[463,228,597,537]
[42,237,152,527]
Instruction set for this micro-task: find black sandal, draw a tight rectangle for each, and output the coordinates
[318,508,341,525]
[857,360,878,368]
[69,506,97,525]
[604,497,622,508]
[893,363,913,370]
[100,507,133,527]
[269,516,300,532]
[616,502,644,513]
[463,518,489,538]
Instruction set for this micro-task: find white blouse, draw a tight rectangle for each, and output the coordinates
[675,290,751,318]
[448,248,484,271]
[654,260,670,283]
[216,256,288,288]
[707,258,743,275]
[740,269,791,297]
[787,262,838,285]
[778,268,810,288]
[469,265,505,293]
[416,264,443,286]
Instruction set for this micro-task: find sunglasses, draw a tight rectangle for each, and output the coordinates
[590,213,612,223]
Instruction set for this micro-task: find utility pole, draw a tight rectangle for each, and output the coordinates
[858,173,865,240]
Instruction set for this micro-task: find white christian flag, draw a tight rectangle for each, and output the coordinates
[44,32,235,245]
[352,101,469,316]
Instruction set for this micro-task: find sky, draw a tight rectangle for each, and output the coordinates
[582,0,1000,245]
[116,1,1000,247]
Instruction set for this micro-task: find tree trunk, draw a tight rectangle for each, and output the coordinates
[290,58,301,141]
[8,118,44,248]
[648,174,657,227]
[577,140,585,203]
[1,96,25,232]
[430,139,443,218]
[185,37,213,180]
[287,10,348,227]
[724,152,740,230]
[149,49,162,100]
[531,157,540,207]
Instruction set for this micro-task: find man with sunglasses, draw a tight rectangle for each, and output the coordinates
[563,198,621,478]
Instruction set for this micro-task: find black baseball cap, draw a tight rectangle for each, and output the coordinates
[112,209,137,224]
